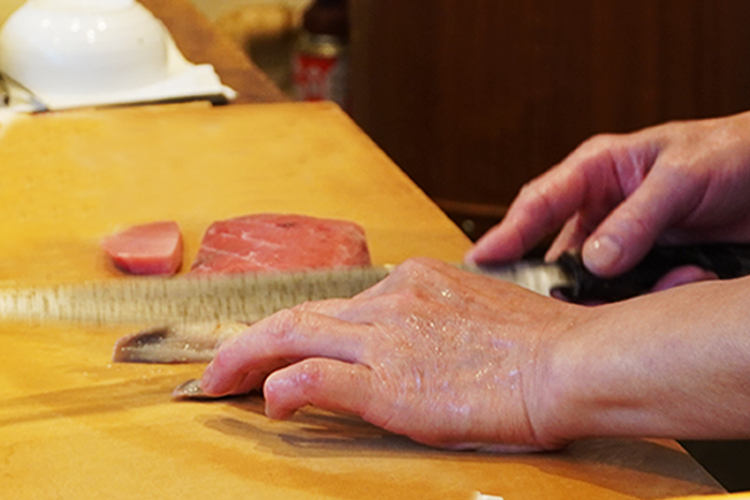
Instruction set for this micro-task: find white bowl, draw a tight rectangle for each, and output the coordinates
[0,0,169,96]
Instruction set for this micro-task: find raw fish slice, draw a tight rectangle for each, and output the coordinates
[113,321,248,363]
[102,221,183,275]
[189,213,371,274]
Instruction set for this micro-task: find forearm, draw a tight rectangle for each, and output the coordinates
[538,277,750,444]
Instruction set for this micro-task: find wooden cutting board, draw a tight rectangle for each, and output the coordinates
[0,102,723,499]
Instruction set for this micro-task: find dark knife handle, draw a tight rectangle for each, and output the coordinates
[555,243,750,303]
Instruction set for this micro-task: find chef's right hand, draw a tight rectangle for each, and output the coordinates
[466,111,750,278]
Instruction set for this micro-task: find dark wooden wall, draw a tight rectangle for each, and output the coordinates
[349,0,750,238]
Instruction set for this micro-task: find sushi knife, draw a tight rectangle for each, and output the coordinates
[1,243,750,326]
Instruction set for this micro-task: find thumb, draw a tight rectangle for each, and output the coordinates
[582,170,693,277]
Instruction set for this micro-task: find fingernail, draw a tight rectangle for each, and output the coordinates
[585,234,623,273]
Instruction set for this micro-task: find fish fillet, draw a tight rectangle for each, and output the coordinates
[190,213,371,275]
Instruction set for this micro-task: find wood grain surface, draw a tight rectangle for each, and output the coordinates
[0,102,723,499]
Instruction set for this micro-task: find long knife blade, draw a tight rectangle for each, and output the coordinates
[2,242,750,326]
[0,262,570,326]
[0,267,391,325]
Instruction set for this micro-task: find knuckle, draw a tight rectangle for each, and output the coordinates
[607,203,654,243]
[394,257,448,277]
[394,257,430,274]
[390,258,450,291]
[266,309,304,344]
[270,308,299,328]
[517,177,555,212]
[286,359,327,395]
[517,178,542,199]
[571,133,628,168]
[580,132,621,150]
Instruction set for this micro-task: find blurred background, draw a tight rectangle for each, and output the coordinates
[5,0,750,243]
[3,0,750,242]
[204,0,750,244]
[1,0,749,491]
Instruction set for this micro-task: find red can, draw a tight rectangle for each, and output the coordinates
[292,31,349,111]
[291,0,349,111]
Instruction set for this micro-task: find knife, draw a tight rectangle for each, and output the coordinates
[1,243,750,326]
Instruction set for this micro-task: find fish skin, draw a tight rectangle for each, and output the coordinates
[172,379,212,400]
[112,321,248,364]
[172,378,259,401]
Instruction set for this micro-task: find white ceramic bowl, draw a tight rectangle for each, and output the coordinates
[0,0,169,96]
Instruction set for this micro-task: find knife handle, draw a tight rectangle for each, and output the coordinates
[555,243,750,303]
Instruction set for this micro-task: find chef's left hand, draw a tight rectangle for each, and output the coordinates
[200,257,587,452]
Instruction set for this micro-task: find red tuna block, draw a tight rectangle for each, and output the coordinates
[189,214,371,275]
[102,221,183,275]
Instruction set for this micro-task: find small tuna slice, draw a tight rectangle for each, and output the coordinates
[189,214,371,275]
[102,221,183,275]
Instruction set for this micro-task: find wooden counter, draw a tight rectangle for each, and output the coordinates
[0,103,723,499]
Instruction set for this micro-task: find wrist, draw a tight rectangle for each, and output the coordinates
[524,303,604,448]
[534,280,750,444]
[537,297,685,443]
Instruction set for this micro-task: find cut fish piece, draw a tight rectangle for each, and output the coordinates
[113,322,248,363]
[102,221,183,275]
[189,213,371,275]
[113,214,372,367]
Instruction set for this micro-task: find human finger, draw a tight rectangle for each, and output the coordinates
[545,213,593,261]
[200,309,369,396]
[224,369,268,396]
[581,162,702,276]
[465,171,584,264]
[466,134,635,264]
[263,358,374,420]
[650,265,718,292]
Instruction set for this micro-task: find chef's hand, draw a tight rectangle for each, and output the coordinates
[200,258,587,452]
[466,111,750,278]
[199,257,750,448]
